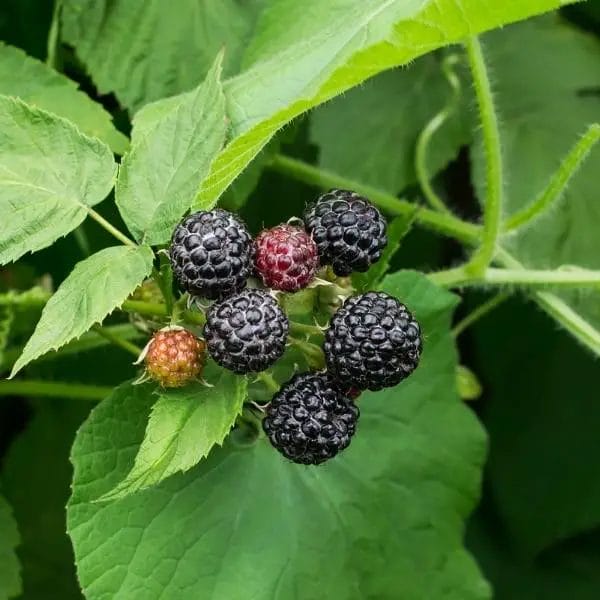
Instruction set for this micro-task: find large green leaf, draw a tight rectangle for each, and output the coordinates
[469,296,600,557]
[0,494,21,600]
[68,271,489,599]
[116,55,227,245]
[0,96,117,265]
[10,245,153,376]
[2,401,88,600]
[471,18,600,342]
[0,43,127,153]
[193,0,577,209]
[102,365,247,501]
[310,54,471,194]
[60,0,265,111]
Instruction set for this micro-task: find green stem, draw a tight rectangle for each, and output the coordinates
[464,37,503,275]
[495,248,600,356]
[87,208,137,247]
[91,325,141,357]
[0,380,111,401]
[46,0,62,69]
[415,54,461,214]
[73,226,91,257]
[268,155,480,245]
[288,337,325,369]
[452,292,510,337]
[256,371,280,394]
[505,124,600,232]
[120,299,205,325]
[289,321,324,337]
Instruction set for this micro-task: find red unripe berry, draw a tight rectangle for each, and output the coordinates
[145,328,205,388]
[254,224,318,292]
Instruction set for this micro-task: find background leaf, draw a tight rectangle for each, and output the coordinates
[102,364,247,501]
[68,271,490,599]
[0,493,21,600]
[2,401,88,599]
[0,43,128,154]
[60,0,266,111]
[0,96,117,265]
[310,54,471,195]
[11,245,153,376]
[116,54,227,245]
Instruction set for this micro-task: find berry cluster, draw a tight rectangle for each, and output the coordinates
[143,189,421,466]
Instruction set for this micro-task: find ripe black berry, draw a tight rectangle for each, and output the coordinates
[204,289,289,374]
[263,372,359,465]
[170,209,253,300]
[324,291,422,391]
[303,189,387,276]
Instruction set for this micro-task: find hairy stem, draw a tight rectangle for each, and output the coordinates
[87,208,137,247]
[268,155,480,244]
[464,36,503,275]
[415,54,461,214]
[256,371,280,394]
[0,379,111,401]
[91,325,142,357]
[505,123,600,232]
[289,321,325,337]
[452,293,510,337]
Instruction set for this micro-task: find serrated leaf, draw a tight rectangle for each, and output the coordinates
[0,42,128,154]
[471,18,600,351]
[2,401,88,599]
[10,245,153,376]
[67,271,490,599]
[192,0,577,210]
[0,96,117,265]
[101,365,247,501]
[116,54,227,245]
[0,494,21,600]
[61,0,266,111]
[310,54,471,195]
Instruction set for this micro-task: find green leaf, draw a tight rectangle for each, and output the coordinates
[469,296,600,557]
[101,364,247,501]
[60,0,266,111]
[0,42,128,154]
[116,54,227,245]
[354,212,417,291]
[0,494,21,600]
[310,54,471,194]
[2,401,88,600]
[470,18,600,349]
[68,271,490,599]
[193,0,576,210]
[0,96,117,265]
[10,245,153,376]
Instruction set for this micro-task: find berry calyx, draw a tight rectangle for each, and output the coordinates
[204,289,289,374]
[254,224,319,292]
[144,328,206,388]
[303,189,387,276]
[262,372,359,465]
[170,209,253,300]
[324,291,422,391]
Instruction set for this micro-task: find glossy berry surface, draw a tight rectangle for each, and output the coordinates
[145,328,205,388]
[204,289,289,374]
[254,224,319,292]
[170,209,253,300]
[324,291,422,391]
[263,372,359,465]
[303,189,387,276]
